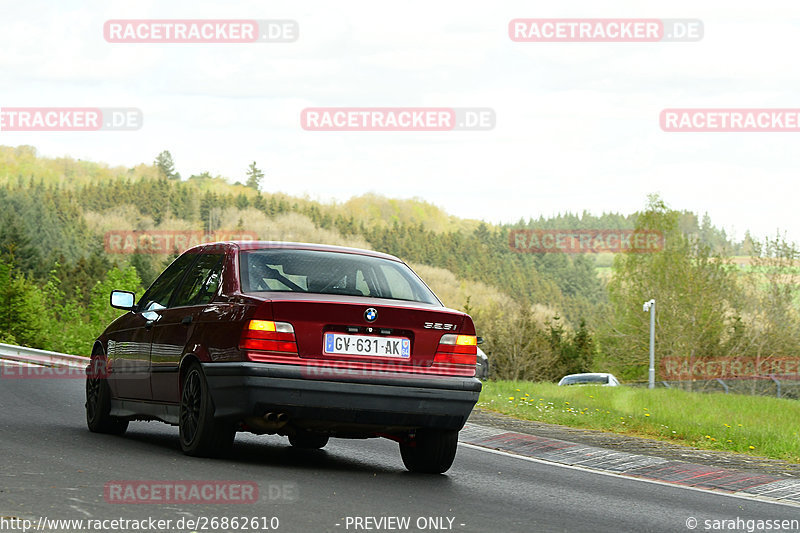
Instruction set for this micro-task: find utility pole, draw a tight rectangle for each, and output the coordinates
[643,299,656,389]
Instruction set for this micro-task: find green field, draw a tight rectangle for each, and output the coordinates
[478,380,800,463]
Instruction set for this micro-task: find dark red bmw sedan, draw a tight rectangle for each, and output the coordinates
[86,241,482,473]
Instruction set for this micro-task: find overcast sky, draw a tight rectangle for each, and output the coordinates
[1,1,799,244]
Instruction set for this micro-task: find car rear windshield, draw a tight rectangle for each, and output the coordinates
[563,375,609,385]
[239,249,441,305]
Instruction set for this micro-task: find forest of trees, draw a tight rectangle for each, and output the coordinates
[0,145,797,382]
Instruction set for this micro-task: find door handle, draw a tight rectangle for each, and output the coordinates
[181,316,193,326]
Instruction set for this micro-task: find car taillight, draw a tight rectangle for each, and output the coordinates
[239,320,298,355]
[434,334,477,366]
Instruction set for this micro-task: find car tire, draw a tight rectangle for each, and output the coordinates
[85,356,129,435]
[179,362,235,457]
[288,430,329,449]
[399,429,458,474]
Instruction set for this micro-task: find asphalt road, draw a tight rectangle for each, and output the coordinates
[1,377,798,533]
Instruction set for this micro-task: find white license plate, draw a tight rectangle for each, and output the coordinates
[324,333,410,358]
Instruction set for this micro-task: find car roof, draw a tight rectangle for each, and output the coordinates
[187,241,403,262]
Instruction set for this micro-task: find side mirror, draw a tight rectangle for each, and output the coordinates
[110,290,136,311]
[476,336,484,345]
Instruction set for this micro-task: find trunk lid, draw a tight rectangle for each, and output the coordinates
[266,293,470,367]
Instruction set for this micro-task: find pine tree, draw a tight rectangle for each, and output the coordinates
[245,162,264,190]
[154,150,179,180]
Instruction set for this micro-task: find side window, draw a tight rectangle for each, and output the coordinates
[138,254,197,311]
[170,254,224,307]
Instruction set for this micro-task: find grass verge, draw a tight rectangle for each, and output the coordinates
[478,380,800,463]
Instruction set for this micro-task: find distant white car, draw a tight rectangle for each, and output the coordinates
[558,373,620,387]
[475,347,489,381]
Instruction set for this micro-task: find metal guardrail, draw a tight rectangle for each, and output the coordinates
[0,342,89,368]
[631,376,800,399]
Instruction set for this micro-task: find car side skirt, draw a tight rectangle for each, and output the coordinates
[110,399,180,425]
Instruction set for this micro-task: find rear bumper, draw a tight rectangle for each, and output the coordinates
[202,362,481,433]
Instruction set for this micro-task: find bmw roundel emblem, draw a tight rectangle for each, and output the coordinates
[364,308,378,322]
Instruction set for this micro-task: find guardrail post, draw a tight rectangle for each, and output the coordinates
[769,374,781,398]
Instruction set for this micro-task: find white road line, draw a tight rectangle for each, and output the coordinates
[458,442,800,509]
